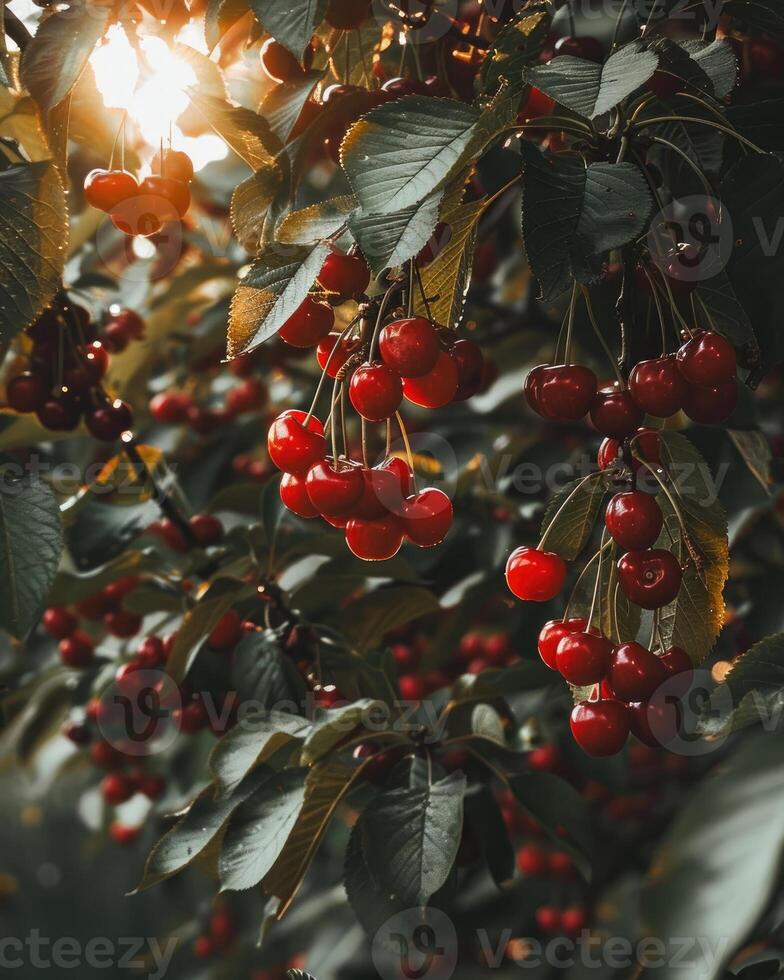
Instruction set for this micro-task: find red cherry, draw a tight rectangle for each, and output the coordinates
[138,175,191,218]
[147,518,188,552]
[62,720,92,745]
[325,0,370,29]
[345,514,405,561]
[104,609,142,638]
[42,607,78,640]
[553,35,604,62]
[84,169,138,212]
[115,661,146,697]
[349,362,403,421]
[676,331,737,385]
[139,773,166,799]
[451,339,485,401]
[609,642,667,702]
[65,342,110,392]
[590,385,645,439]
[111,309,145,339]
[660,645,692,677]
[318,251,370,302]
[627,697,679,748]
[537,617,588,670]
[37,395,82,432]
[59,631,95,668]
[151,148,194,183]
[102,772,136,806]
[398,673,426,701]
[535,906,562,934]
[278,297,334,347]
[110,195,166,237]
[225,377,267,415]
[605,491,663,551]
[518,86,556,121]
[402,350,459,409]
[682,379,738,425]
[537,364,598,420]
[188,513,224,546]
[524,364,548,414]
[629,355,687,417]
[85,399,133,441]
[617,549,682,609]
[570,699,630,756]
[316,335,355,378]
[137,635,166,667]
[208,609,243,651]
[267,409,326,474]
[561,907,588,935]
[598,427,661,473]
[7,371,48,412]
[280,472,320,518]
[193,936,214,961]
[378,317,440,377]
[306,458,364,516]
[505,546,566,602]
[516,844,547,876]
[555,631,612,686]
[260,37,314,83]
[403,488,453,547]
[354,460,411,519]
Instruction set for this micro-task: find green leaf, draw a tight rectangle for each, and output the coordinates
[230,629,308,709]
[0,470,62,639]
[249,0,326,57]
[342,96,482,215]
[228,241,329,357]
[680,39,738,99]
[261,69,323,144]
[357,773,466,907]
[301,699,385,765]
[479,4,553,95]
[539,475,606,561]
[657,432,729,665]
[230,167,284,251]
[327,585,440,654]
[219,767,307,891]
[288,972,318,980]
[727,97,784,152]
[522,148,652,300]
[699,634,784,737]
[525,42,658,119]
[729,429,772,494]
[134,768,269,891]
[507,772,596,880]
[348,189,442,275]
[167,582,246,683]
[0,162,67,343]
[277,196,355,245]
[464,786,515,888]
[188,91,282,171]
[20,0,111,112]
[470,704,506,745]
[642,734,784,979]
[209,711,311,796]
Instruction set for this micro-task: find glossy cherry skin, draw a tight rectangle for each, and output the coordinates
[43,607,78,640]
[138,175,191,218]
[590,386,645,439]
[378,317,440,377]
[306,459,364,516]
[318,251,370,302]
[267,409,326,474]
[59,630,95,668]
[627,698,678,748]
[402,351,458,409]
[316,335,355,378]
[355,457,412,518]
[85,400,133,441]
[37,396,82,432]
[278,297,334,347]
[505,547,566,602]
[403,488,453,547]
[7,372,48,413]
[345,514,405,561]
[598,428,661,473]
[605,491,663,551]
[524,364,548,415]
[682,380,738,424]
[676,331,737,385]
[617,549,682,610]
[151,148,194,183]
[537,365,597,421]
[553,35,604,62]
[451,339,485,400]
[110,196,166,237]
[660,644,693,696]
[260,37,313,83]
[556,631,613,686]
[349,362,403,421]
[629,355,687,417]
[280,472,320,518]
[570,699,630,757]
[609,642,667,702]
[84,169,138,212]
[517,86,555,122]
[537,617,588,670]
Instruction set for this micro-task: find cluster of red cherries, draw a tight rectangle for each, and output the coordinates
[266,247,485,561]
[84,147,194,237]
[6,303,137,438]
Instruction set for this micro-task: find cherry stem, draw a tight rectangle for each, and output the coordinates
[587,528,609,631]
[340,384,349,459]
[407,260,414,318]
[649,135,716,204]
[658,269,695,338]
[329,375,340,461]
[369,283,399,361]
[108,111,128,171]
[563,282,578,366]
[563,537,614,622]
[123,440,197,547]
[413,261,434,324]
[581,287,625,384]
[361,417,369,468]
[649,608,660,651]
[304,318,358,425]
[639,265,669,356]
[631,116,765,154]
[537,472,603,551]
[395,411,417,494]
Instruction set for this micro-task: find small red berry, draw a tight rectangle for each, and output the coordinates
[402,351,459,409]
[59,631,95,668]
[85,399,133,441]
[505,547,566,602]
[676,331,736,386]
[42,607,78,639]
[537,617,588,670]
[280,472,320,518]
[267,410,326,474]
[349,362,403,422]
[208,609,243,652]
[278,297,334,348]
[318,251,370,302]
[617,549,682,610]
[151,148,194,183]
[102,772,136,805]
[605,491,663,551]
[189,514,224,546]
[84,169,138,212]
[629,355,687,418]
[517,844,547,876]
[570,699,630,756]
[7,372,48,413]
[537,364,598,421]
[682,380,738,424]
[556,631,613,686]
[403,488,453,547]
[138,175,191,218]
[345,514,405,561]
[451,339,485,401]
[591,386,645,439]
[378,317,440,378]
[609,642,668,702]
[306,459,364,516]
